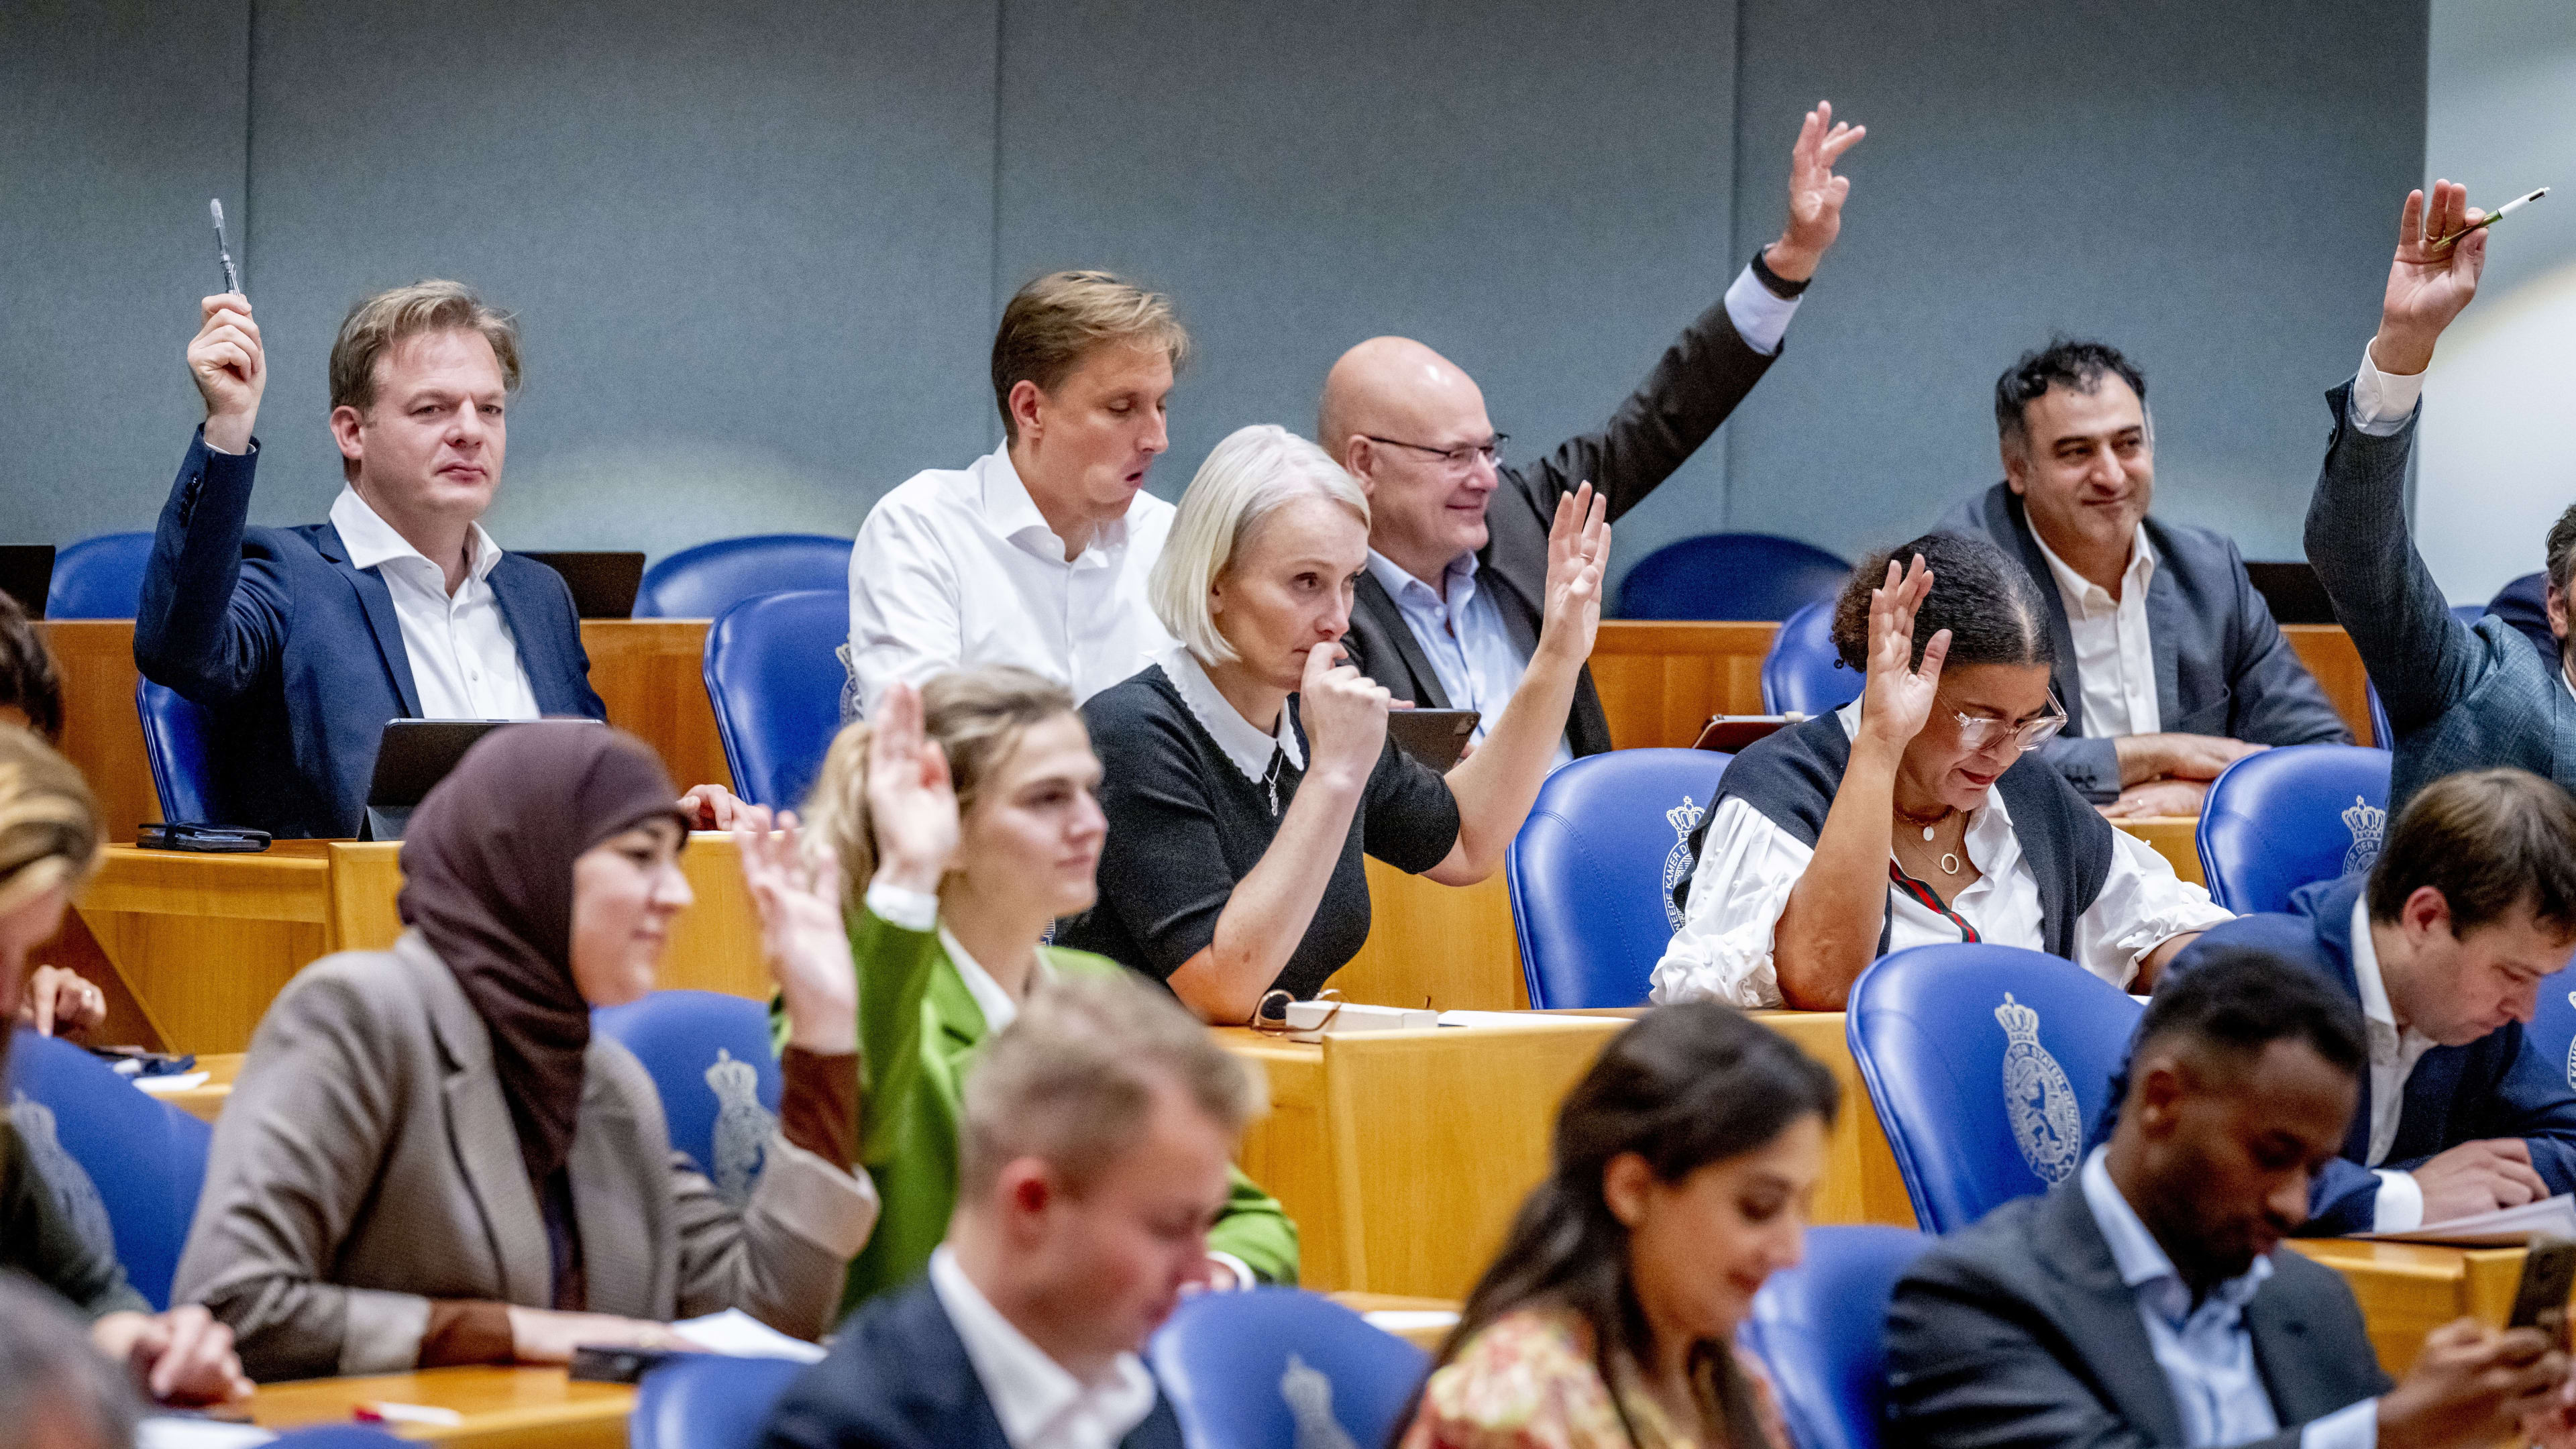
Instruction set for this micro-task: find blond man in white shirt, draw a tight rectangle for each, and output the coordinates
[844,272,1189,720]
[1935,340,2350,817]
[758,972,1254,1449]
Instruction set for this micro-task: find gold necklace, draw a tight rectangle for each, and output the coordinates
[1894,804,1963,877]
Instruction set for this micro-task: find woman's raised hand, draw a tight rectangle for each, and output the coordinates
[1858,554,1947,750]
[863,682,959,894]
[1536,481,1611,665]
[733,804,857,1055]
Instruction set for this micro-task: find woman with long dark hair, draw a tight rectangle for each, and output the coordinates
[1401,1003,1838,1449]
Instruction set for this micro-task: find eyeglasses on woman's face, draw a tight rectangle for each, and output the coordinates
[1951,692,2069,755]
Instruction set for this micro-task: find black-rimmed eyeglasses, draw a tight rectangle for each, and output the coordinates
[1360,433,1508,473]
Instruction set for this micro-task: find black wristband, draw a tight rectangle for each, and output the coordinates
[1750,246,1811,300]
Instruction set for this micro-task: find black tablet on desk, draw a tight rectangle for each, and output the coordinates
[518,551,645,619]
[1387,708,1479,771]
[0,545,56,617]
[362,718,602,839]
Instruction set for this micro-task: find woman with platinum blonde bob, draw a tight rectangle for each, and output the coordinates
[1057,423,1609,1022]
[733,667,1297,1313]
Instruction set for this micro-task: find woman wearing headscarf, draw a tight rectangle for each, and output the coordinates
[172,723,877,1383]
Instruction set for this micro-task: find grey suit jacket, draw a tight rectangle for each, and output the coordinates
[2305,383,2576,814]
[1886,1177,2390,1448]
[1340,295,1780,758]
[171,934,877,1382]
[1937,482,2349,802]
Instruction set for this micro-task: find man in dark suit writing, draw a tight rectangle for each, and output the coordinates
[138,284,734,837]
[1320,102,1864,763]
[1888,949,2576,1448]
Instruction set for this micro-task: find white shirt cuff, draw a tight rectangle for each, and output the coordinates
[1205,1250,1256,1291]
[2350,339,2425,437]
[2370,1169,2425,1233]
[2302,1395,2379,1449]
[863,879,940,933]
[1723,264,1801,357]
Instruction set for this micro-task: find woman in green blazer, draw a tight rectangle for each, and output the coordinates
[745,667,1296,1314]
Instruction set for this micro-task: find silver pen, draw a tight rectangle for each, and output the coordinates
[210,198,241,294]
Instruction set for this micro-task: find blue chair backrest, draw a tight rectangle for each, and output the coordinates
[46,532,155,619]
[702,588,849,808]
[592,991,782,1205]
[137,679,221,823]
[1761,598,1863,715]
[269,1430,413,1448]
[630,1354,808,1449]
[2195,744,2393,915]
[1741,1225,1931,1449]
[637,535,853,620]
[6,1028,213,1309]
[1507,748,1733,1009]
[2529,967,2576,1100]
[1845,944,2143,1233]
[1148,1288,1428,1449]
[1616,533,1850,622]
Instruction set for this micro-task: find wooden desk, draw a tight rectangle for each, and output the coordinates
[1749,1012,1917,1229]
[162,1052,243,1122]
[250,1366,631,1448]
[2119,816,2204,887]
[1328,1292,1460,1351]
[2288,1238,2532,1377]
[1222,1017,1628,1298]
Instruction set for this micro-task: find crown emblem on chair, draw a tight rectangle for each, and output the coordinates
[1279,1354,1358,1449]
[2565,993,2576,1092]
[1994,993,2083,1185]
[703,1049,777,1207]
[1660,795,1709,934]
[2341,796,2386,876]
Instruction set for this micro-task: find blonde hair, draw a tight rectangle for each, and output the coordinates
[991,271,1191,443]
[0,726,103,922]
[328,280,522,478]
[959,971,1264,1197]
[800,666,1079,904]
[1148,425,1370,665]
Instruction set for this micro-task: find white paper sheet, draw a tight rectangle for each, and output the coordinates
[134,1072,211,1095]
[2358,1192,2576,1246]
[138,1418,276,1449]
[1435,1011,1632,1028]
[1362,1309,1460,1333]
[669,1308,828,1362]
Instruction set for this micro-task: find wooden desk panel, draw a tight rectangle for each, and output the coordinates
[1591,621,1776,749]
[1751,1012,1916,1229]
[38,621,157,842]
[250,1365,631,1448]
[2284,624,2373,745]
[1334,861,1526,1012]
[2288,1238,2530,1376]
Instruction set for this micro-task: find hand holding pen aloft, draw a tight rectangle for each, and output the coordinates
[2371,181,2489,377]
[187,292,264,455]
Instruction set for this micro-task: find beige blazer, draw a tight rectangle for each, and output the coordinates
[172,932,877,1381]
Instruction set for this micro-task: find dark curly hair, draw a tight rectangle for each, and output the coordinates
[1827,531,2053,676]
[1994,338,2147,455]
[0,593,63,743]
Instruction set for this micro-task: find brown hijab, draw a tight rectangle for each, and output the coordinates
[397,722,687,1186]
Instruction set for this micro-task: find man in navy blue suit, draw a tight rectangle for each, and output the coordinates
[137,284,733,837]
[2161,767,2576,1236]
[760,973,1256,1449]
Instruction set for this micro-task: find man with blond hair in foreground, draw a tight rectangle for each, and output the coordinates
[760,971,1259,1449]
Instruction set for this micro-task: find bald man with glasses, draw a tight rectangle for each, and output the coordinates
[1320,103,1864,762]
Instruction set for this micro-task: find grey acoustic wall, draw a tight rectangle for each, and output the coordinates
[4,0,2429,586]
[1726,0,2428,564]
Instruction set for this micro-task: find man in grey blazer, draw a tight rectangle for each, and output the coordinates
[1886,949,2576,1448]
[1322,101,1864,762]
[1937,340,2348,815]
[2307,180,2576,817]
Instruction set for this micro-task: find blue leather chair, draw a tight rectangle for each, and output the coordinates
[5,1028,213,1309]
[2528,967,2576,1103]
[2195,744,2393,916]
[1845,943,2143,1233]
[637,535,853,621]
[592,991,782,1205]
[702,588,848,808]
[1761,598,1862,715]
[45,532,155,619]
[629,1354,807,1449]
[1507,748,1733,1009]
[1148,1288,1428,1449]
[1741,1225,1931,1449]
[270,1430,413,1448]
[1616,533,1850,622]
[137,679,221,824]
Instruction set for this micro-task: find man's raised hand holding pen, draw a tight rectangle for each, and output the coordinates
[188,292,264,455]
[2370,180,2487,379]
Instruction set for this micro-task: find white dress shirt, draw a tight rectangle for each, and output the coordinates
[926,1246,1159,1449]
[2349,340,2428,437]
[2078,1148,2379,1449]
[2346,892,2439,1232]
[846,445,1175,718]
[1362,551,1570,771]
[1650,702,2232,1008]
[2031,525,2161,738]
[327,486,540,720]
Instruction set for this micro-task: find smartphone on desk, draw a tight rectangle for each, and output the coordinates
[1386,709,1478,771]
[2509,1234,2576,1344]
[138,822,272,853]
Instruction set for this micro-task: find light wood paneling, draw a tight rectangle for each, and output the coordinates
[1333,861,1527,1012]
[1590,620,1777,749]
[37,621,155,842]
[250,1366,631,1448]
[1752,1010,1916,1229]
[2286,1238,2532,1377]
[2283,623,2372,743]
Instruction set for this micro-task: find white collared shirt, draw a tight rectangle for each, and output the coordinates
[1157,641,1303,787]
[2031,524,2161,739]
[2349,340,2428,437]
[846,445,1175,718]
[1650,702,2232,1008]
[927,1247,1159,1449]
[1364,550,1572,772]
[2347,892,2438,1232]
[327,486,540,720]
[2078,1148,2379,1449]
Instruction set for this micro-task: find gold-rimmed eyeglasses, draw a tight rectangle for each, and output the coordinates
[1360,433,1507,475]
[1953,692,2069,755]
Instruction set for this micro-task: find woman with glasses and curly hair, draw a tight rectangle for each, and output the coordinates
[1656,532,2229,1011]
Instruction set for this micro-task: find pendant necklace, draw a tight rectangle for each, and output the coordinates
[1896,803,1962,877]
